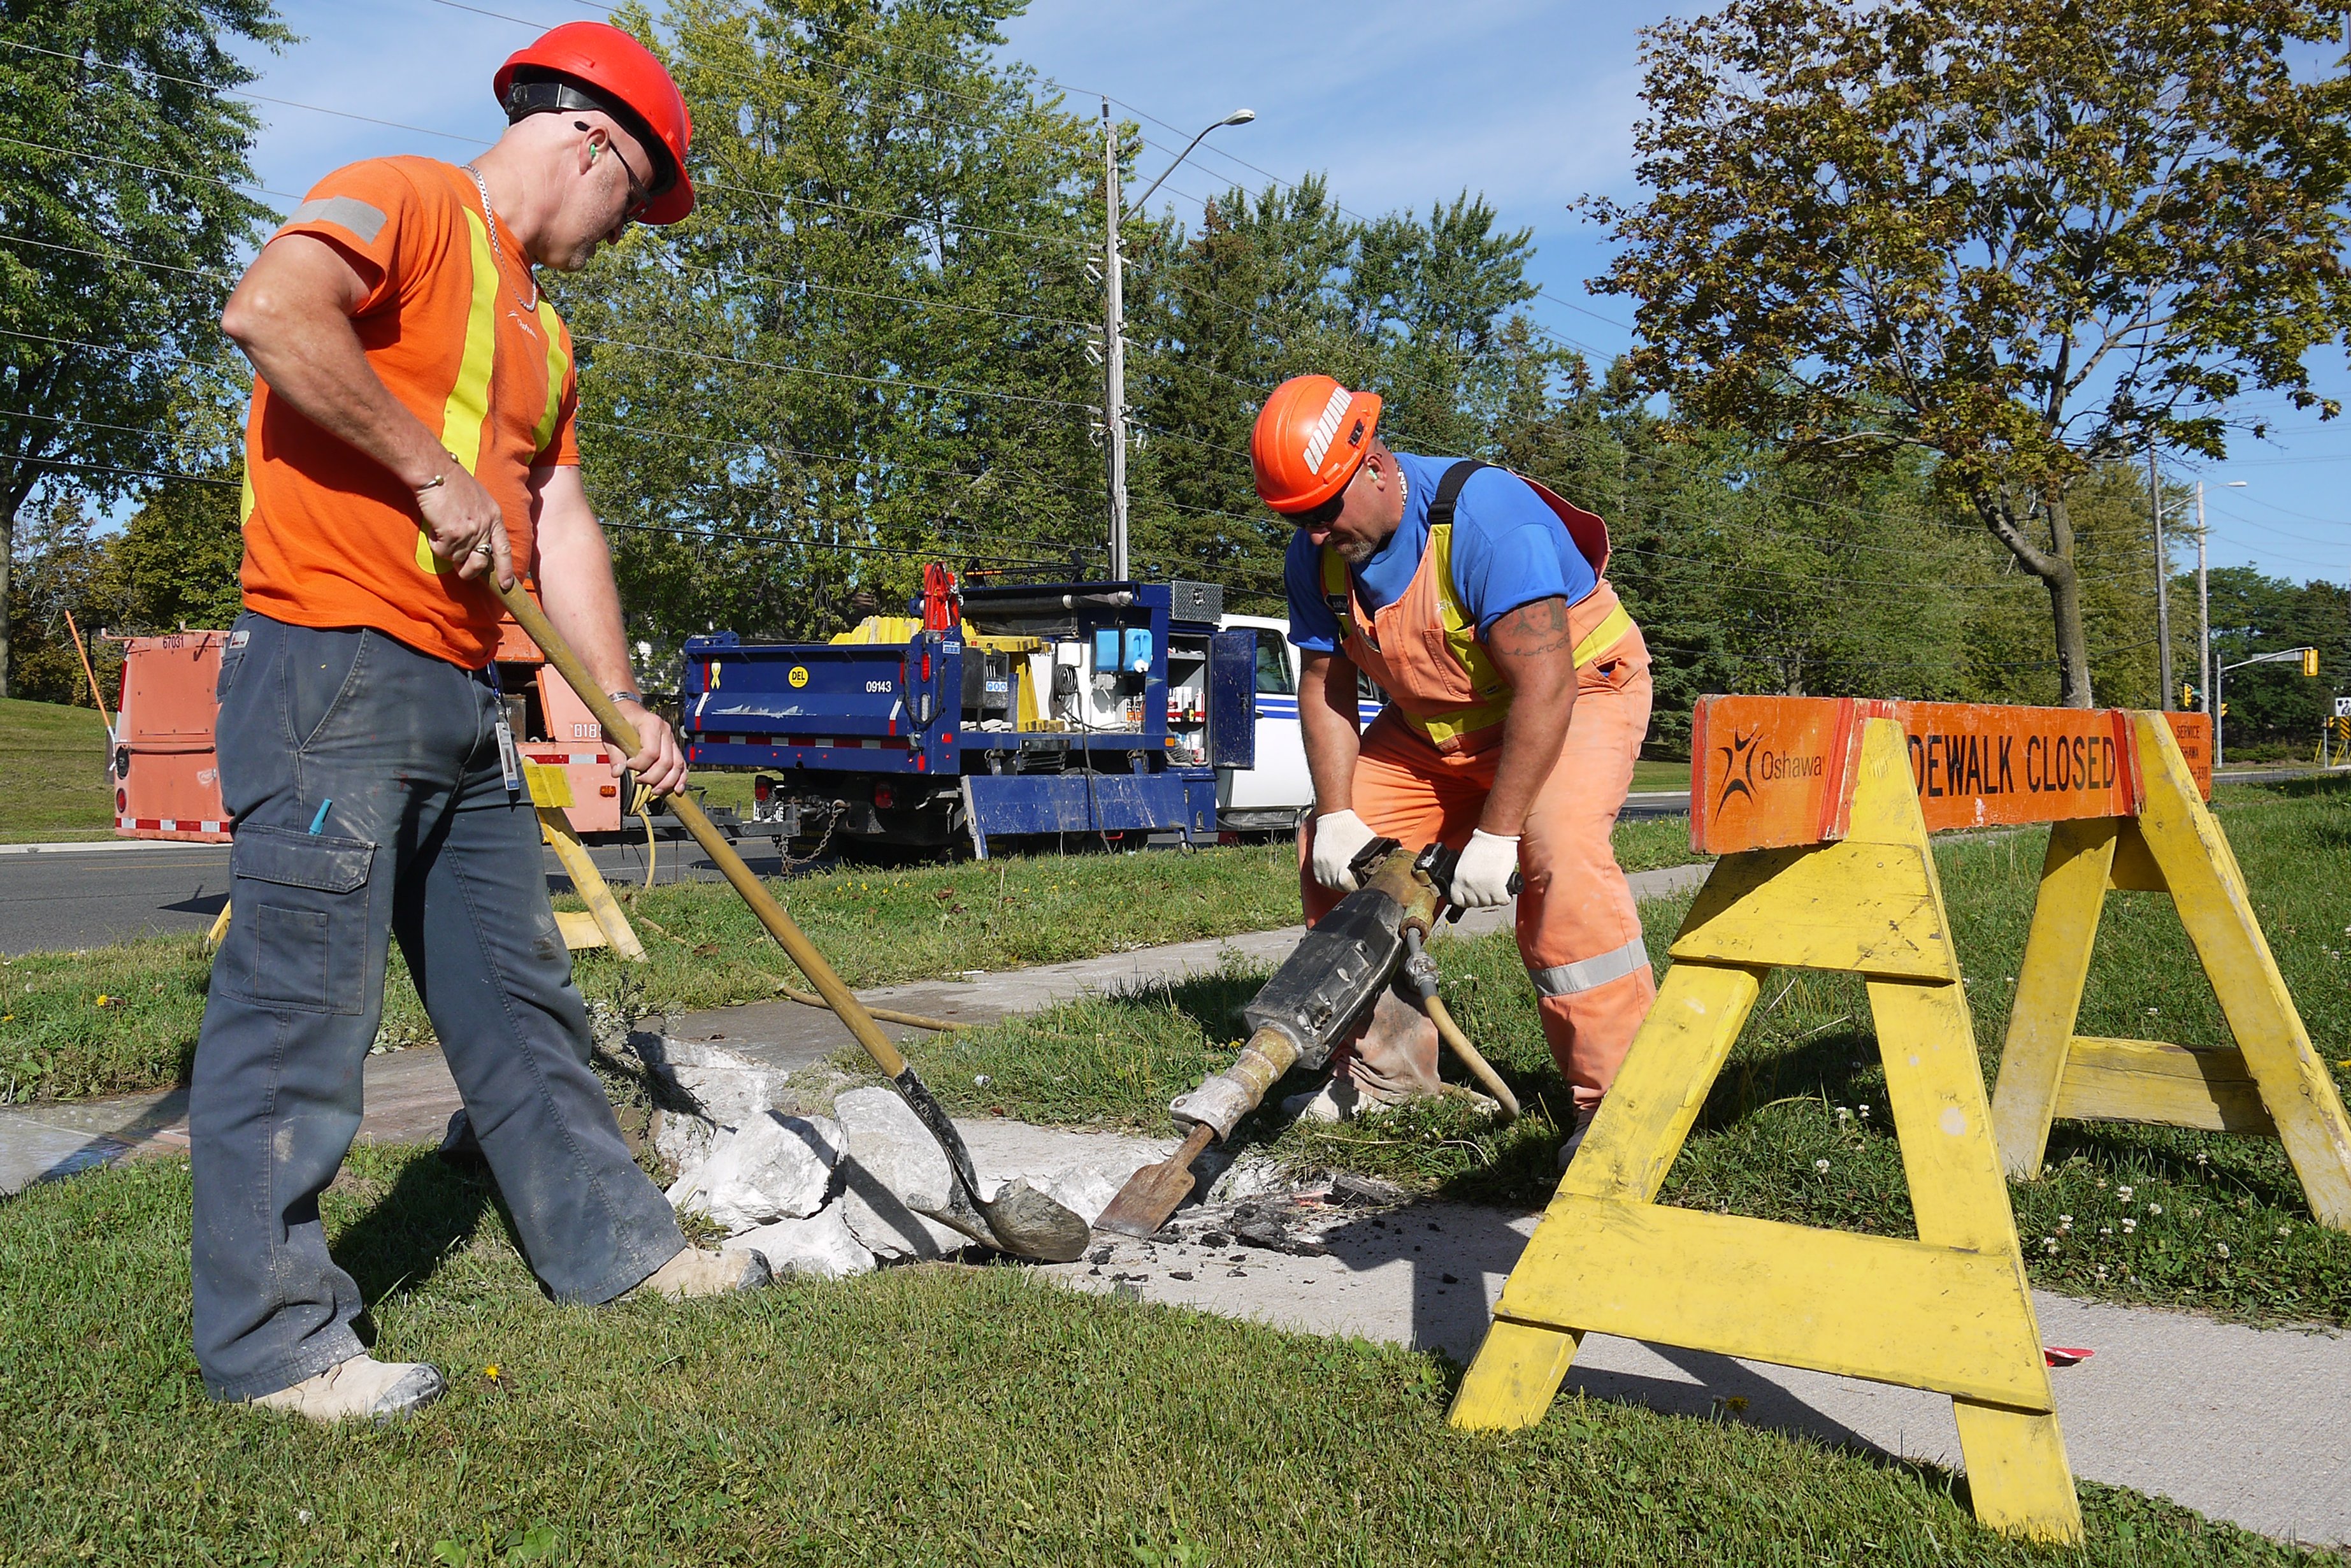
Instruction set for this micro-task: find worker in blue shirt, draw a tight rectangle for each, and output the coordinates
[1255,375,1657,1164]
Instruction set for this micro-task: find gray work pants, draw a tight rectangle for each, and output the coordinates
[190,613,684,1400]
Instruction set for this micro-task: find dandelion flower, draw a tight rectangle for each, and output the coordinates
[484,1364,501,1381]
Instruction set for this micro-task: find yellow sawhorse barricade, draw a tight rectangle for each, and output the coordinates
[1988,720,2351,1226]
[1446,696,2323,1542]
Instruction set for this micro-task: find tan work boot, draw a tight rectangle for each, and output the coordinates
[622,1246,772,1302]
[249,1355,446,1425]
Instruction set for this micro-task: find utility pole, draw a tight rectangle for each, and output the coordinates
[2196,480,2212,721]
[1101,99,1129,582]
[2150,446,2173,709]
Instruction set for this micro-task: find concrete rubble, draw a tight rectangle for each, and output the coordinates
[636,1038,1240,1273]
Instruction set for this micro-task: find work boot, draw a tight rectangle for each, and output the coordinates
[249,1355,446,1425]
[1280,989,1446,1125]
[621,1245,772,1302]
[1556,1101,1602,1171]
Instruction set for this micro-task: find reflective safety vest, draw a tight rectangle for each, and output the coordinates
[1321,460,1635,754]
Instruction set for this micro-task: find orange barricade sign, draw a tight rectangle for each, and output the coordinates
[1690,696,2211,854]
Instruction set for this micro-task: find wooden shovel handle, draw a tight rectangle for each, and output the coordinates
[491,579,912,1079]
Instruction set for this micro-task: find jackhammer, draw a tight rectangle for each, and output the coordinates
[1095,840,1519,1238]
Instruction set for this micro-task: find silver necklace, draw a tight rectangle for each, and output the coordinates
[460,162,538,315]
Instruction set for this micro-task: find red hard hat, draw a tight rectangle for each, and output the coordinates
[494,21,695,226]
[1251,375,1382,514]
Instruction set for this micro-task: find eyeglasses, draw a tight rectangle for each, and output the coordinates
[577,120,654,223]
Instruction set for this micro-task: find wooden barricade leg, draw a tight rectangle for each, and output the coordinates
[1988,819,2122,1179]
[1451,719,2080,1541]
[1448,959,1763,1430]
[525,761,646,962]
[2128,714,2351,1228]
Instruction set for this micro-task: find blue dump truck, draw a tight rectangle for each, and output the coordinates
[678,577,1262,856]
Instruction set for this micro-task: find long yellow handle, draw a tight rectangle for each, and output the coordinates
[492,580,912,1079]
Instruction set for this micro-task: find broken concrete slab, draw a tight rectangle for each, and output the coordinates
[833,1087,968,1260]
[732,1204,873,1281]
[668,1112,843,1235]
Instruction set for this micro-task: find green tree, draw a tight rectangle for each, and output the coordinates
[556,0,1105,653]
[1589,0,2351,706]
[0,0,287,695]
[4,490,119,706]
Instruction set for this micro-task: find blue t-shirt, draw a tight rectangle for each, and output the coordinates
[1283,454,1599,654]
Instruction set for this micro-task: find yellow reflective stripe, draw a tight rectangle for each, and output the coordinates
[238,463,255,526]
[1319,546,1354,642]
[1572,603,1634,668]
[415,205,501,576]
[443,207,500,474]
[1428,522,1510,701]
[533,299,570,456]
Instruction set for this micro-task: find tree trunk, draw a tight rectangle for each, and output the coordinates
[1973,485,2096,708]
[2040,491,2094,708]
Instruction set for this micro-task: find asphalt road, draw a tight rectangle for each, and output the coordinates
[0,793,1696,956]
[0,833,797,956]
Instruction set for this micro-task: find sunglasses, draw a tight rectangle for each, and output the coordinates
[577,120,654,223]
[1284,457,1365,529]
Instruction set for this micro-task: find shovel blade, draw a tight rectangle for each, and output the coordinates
[1095,1125,1216,1239]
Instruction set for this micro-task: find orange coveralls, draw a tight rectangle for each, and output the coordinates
[1302,466,1655,1109]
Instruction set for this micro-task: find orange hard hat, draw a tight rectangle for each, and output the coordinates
[494,22,695,225]
[1251,375,1382,514]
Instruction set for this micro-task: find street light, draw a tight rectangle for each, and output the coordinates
[1100,106,1253,579]
[2194,479,2247,726]
[1127,108,1255,215]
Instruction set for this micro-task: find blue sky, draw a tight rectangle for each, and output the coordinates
[227,0,2347,589]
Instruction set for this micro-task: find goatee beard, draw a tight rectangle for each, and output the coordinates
[1334,535,1378,566]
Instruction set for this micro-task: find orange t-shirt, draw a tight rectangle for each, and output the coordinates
[238,155,580,666]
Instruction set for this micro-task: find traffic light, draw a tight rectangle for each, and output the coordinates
[2181,683,2194,708]
[2303,648,2320,677]
[2219,702,2229,717]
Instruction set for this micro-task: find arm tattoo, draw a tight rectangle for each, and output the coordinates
[1490,598,1576,659]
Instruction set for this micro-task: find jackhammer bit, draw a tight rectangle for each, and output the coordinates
[1095,839,1509,1239]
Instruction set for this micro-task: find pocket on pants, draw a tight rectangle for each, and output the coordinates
[229,824,376,1014]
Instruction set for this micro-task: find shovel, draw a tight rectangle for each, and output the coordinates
[485,573,1089,1264]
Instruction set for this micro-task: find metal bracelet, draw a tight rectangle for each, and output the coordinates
[608,690,645,707]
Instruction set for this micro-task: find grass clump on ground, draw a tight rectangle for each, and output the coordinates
[909,777,2351,1326]
[0,1147,2324,1567]
[0,696,113,843]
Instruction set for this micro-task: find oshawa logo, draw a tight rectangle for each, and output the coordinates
[1715,727,1762,812]
[1713,726,1826,813]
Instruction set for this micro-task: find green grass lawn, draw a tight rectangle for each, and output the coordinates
[0,1147,2320,1567]
[1630,755,1690,791]
[905,777,2351,1326]
[0,695,113,842]
[0,816,1706,1107]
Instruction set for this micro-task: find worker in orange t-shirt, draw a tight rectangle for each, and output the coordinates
[192,24,768,1427]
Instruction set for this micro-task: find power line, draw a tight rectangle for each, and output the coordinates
[17,455,236,489]
[0,133,298,208]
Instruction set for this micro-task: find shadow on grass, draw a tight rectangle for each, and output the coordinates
[331,1151,501,1311]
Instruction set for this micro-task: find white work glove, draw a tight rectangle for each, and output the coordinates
[1450,829,1521,909]
[1309,809,1378,892]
